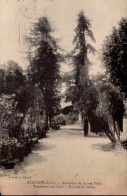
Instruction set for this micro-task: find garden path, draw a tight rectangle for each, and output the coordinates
[0,125,127,195]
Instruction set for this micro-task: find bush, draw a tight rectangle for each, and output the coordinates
[0,137,18,160]
[121,140,127,150]
[54,114,66,125]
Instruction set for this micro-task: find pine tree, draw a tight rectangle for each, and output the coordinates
[66,11,95,135]
[26,17,62,129]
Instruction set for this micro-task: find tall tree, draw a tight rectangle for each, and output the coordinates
[102,17,127,97]
[26,17,62,129]
[65,11,95,135]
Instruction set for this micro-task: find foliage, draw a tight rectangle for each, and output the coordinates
[78,83,98,116]
[26,16,62,127]
[62,105,73,115]
[0,68,5,95]
[60,105,79,125]
[89,75,125,142]
[0,60,37,140]
[0,60,32,114]
[0,137,18,160]
[96,82,125,131]
[121,140,127,150]
[64,11,96,135]
[65,113,79,125]
[21,87,47,138]
[54,114,66,125]
[65,11,95,112]
[4,60,25,94]
[102,17,127,97]
[0,94,18,137]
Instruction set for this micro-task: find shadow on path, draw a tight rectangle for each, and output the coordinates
[91,142,123,152]
[33,141,56,151]
[0,152,47,176]
[59,128,106,139]
[62,128,82,131]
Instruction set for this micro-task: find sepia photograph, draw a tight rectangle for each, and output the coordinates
[0,0,127,195]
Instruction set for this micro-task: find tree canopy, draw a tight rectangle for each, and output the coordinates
[65,11,96,135]
[102,17,127,97]
[26,16,62,128]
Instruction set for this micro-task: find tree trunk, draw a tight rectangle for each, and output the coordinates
[109,123,117,142]
[89,120,97,134]
[104,123,116,143]
[45,113,49,130]
[114,121,120,140]
[89,113,100,134]
[118,117,123,132]
[49,115,54,128]
[83,117,89,136]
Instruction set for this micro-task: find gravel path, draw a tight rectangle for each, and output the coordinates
[0,125,127,195]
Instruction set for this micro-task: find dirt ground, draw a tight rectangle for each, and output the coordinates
[0,125,127,195]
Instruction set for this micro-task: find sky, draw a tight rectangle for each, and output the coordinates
[0,0,127,76]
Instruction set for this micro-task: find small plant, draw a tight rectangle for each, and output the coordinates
[0,137,18,168]
[121,140,127,150]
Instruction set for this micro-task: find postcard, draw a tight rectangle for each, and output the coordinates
[0,0,127,195]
